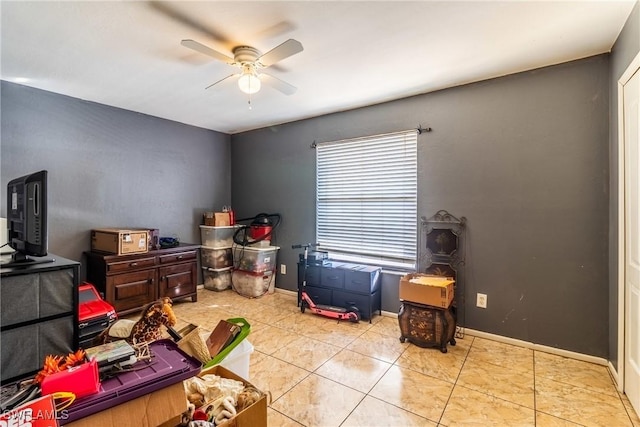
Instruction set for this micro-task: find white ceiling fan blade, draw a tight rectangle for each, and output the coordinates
[260,73,297,95]
[150,2,233,47]
[181,39,234,64]
[205,73,239,90]
[258,39,303,67]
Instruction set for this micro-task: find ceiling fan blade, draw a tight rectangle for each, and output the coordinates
[257,39,303,67]
[181,39,234,64]
[205,73,239,90]
[253,21,297,41]
[149,2,232,47]
[260,73,297,95]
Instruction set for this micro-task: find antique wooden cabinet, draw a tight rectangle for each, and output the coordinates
[398,301,456,353]
[418,210,466,336]
[85,243,199,316]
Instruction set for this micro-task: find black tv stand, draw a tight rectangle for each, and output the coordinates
[1,254,79,383]
[0,252,55,268]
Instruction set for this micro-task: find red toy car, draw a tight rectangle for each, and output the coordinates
[78,282,117,348]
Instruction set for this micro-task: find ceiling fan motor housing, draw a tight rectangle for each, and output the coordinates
[233,46,261,66]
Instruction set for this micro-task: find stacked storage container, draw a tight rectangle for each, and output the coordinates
[200,225,235,291]
[232,245,280,298]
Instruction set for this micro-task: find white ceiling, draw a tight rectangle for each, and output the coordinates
[1,1,636,134]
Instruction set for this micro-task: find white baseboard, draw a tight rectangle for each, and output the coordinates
[465,328,608,366]
[274,288,297,297]
[608,360,623,391]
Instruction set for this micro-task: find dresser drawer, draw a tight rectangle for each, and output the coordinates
[158,250,198,265]
[304,265,322,286]
[320,266,344,289]
[333,290,379,320]
[107,269,156,313]
[106,256,156,273]
[159,262,197,299]
[344,266,381,294]
[302,285,332,306]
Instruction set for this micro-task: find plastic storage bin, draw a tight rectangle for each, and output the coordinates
[200,225,237,248]
[64,340,201,424]
[205,318,251,368]
[233,245,279,273]
[202,267,232,291]
[219,339,254,380]
[201,246,233,269]
[232,270,274,298]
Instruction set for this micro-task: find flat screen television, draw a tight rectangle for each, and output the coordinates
[2,170,52,267]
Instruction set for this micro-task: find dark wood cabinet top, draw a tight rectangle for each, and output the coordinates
[84,243,200,262]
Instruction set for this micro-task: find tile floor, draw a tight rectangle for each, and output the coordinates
[169,288,640,427]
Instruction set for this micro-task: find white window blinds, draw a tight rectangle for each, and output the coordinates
[316,130,417,269]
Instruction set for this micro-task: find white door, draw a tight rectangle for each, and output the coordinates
[624,65,640,415]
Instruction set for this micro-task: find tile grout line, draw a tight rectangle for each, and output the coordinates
[436,335,474,426]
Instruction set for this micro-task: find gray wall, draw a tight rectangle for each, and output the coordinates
[231,54,611,357]
[608,1,640,370]
[1,81,231,272]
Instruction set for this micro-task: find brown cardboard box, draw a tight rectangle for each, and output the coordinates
[196,365,268,427]
[64,381,187,427]
[203,212,232,226]
[91,228,149,255]
[399,273,455,308]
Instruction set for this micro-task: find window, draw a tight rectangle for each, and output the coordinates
[316,130,418,269]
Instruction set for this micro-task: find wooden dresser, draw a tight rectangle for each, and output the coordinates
[85,243,199,316]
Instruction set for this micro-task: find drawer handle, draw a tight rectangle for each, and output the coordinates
[177,255,184,260]
[130,262,138,267]
[148,278,154,284]
[160,276,165,281]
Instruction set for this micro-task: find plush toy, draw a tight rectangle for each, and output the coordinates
[212,396,237,425]
[95,297,177,345]
[187,422,215,427]
[192,408,208,421]
[178,403,196,427]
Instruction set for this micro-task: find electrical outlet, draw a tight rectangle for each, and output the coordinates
[477,293,487,309]
[280,264,287,275]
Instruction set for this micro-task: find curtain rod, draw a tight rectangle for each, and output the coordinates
[311,125,431,149]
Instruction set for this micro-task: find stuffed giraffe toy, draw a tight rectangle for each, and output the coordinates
[95,297,177,345]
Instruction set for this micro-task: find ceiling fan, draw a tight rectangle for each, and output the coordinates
[181,38,303,96]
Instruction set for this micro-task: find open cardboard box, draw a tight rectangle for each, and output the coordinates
[64,381,187,427]
[399,272,455,308]
[159,365,267,427]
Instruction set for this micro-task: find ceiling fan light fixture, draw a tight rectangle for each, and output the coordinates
[238,71,261,94]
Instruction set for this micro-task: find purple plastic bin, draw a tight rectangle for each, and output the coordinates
[65,339,201,424]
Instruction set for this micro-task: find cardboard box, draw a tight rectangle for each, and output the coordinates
[203,212,232,226]
[196,365,267,427]
[399,273,455,308]
[64,381,187,427]
[91,228,149,255]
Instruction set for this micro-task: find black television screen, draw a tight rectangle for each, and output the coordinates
[4,170,50,265]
